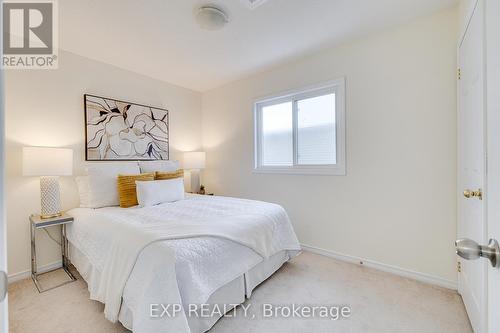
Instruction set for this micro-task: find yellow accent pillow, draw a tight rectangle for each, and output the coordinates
[117,173,155,208]
[155,169,184,180]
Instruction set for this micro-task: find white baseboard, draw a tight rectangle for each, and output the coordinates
[9,248,457,290]
[300,244,457,290]
[7,260,62,284]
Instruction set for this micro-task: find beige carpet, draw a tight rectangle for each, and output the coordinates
[8,251,472,333]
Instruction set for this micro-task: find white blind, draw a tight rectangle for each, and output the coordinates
[297,93,336,165]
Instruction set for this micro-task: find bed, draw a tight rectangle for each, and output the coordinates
[65,193,301,333]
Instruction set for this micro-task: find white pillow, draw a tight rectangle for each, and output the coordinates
[139,160,179,173]
[85,162,140,208]
[136,178,185,207]
[75,176,91,208]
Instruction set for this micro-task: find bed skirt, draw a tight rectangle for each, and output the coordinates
[68,242,291,333]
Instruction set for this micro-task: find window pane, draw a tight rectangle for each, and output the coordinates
[261,102,293,166]
[297,93,336,165]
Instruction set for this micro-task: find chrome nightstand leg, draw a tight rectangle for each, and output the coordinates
[61,224,76,282]
[31,222,76,293]
[30,221,43,293]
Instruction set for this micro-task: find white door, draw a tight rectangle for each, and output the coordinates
[457,0,487,332]
[457,1,500,332]
[0,0,8,329]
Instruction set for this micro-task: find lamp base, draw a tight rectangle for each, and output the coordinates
[40,176,62,219]
[40,212,62,219]
[190,169,201,193]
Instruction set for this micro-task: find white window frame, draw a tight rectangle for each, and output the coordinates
[253,78,346,175]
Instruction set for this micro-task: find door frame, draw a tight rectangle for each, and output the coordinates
[0,0,8,332]
[485,1,500,331]
[0,69,6,333]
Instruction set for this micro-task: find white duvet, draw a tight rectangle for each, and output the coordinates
[66,194,301,333]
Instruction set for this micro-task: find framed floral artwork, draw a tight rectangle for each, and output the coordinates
[84,94,169,161]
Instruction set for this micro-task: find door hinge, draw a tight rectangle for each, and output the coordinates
[457,261,462,273]
[457,68,461,80]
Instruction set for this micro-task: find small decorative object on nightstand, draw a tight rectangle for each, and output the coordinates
[30,213,76,292]
[199,186,214,196]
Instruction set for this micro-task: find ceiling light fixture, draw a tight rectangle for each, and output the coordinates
[195,6,229,31]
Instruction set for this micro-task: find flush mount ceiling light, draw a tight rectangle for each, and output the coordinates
[195,6,229,31]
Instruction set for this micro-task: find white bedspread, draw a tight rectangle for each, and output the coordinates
[67,194,301,333]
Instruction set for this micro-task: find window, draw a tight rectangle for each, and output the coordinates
[254,79,345,175]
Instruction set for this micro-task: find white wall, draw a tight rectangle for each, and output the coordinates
[202,8,458,283]
[5,50,202,278]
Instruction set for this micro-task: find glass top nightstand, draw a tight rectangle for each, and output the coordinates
[30,213,77,292]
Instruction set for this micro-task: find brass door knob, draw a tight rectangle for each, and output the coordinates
[463,189,482,200]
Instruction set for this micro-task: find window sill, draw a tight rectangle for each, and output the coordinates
[253,166,346,176]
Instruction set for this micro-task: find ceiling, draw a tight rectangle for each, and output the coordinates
[60,0,458,92]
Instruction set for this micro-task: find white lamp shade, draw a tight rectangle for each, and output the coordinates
[183,152,206,170]
[23,147,73,176]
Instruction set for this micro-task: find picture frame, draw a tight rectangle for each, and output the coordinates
[84,94,169,161]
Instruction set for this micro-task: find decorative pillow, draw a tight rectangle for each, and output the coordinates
[136,178,185,207]
[139,160,180,173]
[117,173,155,208]
[85,162,140,208]
[155,169,184,180]
[75,176,91,208]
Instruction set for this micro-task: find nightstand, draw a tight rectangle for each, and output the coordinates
[30,213,76,292]
[188,192,214,196]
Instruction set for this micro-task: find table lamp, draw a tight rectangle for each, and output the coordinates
[183,151,206,193]
[22,147,73,219]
